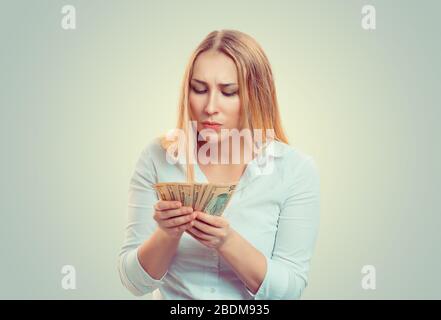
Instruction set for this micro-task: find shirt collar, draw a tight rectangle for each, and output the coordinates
[168,139,288,188]
[169,140,288,202]
[242,139,286,183]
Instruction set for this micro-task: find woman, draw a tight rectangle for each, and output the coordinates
[118,30,320,300]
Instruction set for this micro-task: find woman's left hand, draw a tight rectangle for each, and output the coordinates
[185,211,233,250]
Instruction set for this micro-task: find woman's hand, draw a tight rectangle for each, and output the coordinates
[185,211,234,250]
[153,200,197,239]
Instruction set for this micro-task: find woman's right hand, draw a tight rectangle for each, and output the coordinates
[153,200,197,238]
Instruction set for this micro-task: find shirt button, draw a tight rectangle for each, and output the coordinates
[210,287,216,293]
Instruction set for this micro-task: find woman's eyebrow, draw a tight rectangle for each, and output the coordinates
[191,78,237,87]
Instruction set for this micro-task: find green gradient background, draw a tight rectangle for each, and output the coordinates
[1,0,440,299]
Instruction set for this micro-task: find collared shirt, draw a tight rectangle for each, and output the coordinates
[118,137,320,299]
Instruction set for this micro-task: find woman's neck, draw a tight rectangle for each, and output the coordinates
[196,138,254,166]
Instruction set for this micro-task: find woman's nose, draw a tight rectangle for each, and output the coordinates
[204,91,219,114]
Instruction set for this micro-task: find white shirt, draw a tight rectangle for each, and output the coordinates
[118,137,320,300]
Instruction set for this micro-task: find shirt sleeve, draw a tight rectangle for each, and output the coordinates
[248,155,321,300]
[117,143,166,296]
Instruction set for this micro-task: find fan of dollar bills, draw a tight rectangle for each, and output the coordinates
[153,183,237,216]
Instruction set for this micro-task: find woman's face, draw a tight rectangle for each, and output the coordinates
[189,50,241,144]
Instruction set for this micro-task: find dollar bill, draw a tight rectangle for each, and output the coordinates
[192,183,204,210]
[167,184,179,202]
[194,183,210,212]
[177,183,193,207]
[154,183,172,201]
[153,182,237,216]
[200,184,237,216]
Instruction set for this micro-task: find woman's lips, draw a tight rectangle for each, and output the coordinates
[202,122,222,130]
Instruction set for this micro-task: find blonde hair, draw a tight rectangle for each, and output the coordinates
[160,29,289,183]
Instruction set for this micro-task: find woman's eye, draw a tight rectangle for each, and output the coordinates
[191,86,237,97]
[192,87,207,94]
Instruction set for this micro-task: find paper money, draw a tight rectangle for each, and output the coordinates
[177,183,193,207]
[153,182,237,216]
[203,184,237,216]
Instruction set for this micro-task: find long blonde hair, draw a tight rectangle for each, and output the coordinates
[160,29,289,183]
